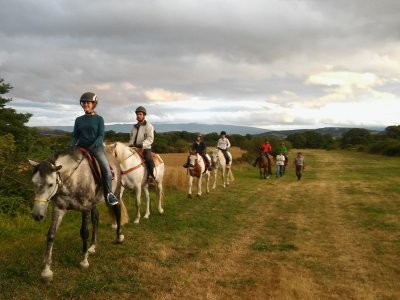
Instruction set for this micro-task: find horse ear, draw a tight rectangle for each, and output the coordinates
[28,159,39,167]
[53,165,62,171]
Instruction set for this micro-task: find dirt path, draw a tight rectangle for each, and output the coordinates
[153,150,400,299]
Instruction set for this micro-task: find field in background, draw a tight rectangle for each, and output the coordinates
[1,149,399,299]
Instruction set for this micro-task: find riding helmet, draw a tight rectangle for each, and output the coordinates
[220,131,226,136]
[135,106,147,115]
[80,92,98,107]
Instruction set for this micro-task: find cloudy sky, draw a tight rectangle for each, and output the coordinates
[1,0,399,130]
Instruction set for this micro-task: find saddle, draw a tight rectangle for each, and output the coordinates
[129,147,163,167]
[79,148,115,187]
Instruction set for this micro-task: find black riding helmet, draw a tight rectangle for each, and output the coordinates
[220,131,226,136]
[135,106,147,115]
[80,92,98,108]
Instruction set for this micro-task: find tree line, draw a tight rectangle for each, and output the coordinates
[1,78,399,216]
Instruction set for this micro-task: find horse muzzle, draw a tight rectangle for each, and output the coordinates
[32,200,49,221]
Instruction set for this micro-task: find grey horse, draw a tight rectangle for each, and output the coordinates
[29,147,129,282]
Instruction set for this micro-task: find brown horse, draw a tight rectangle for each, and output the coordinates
[258,153,270,179]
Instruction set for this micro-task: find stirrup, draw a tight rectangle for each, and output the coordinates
[106,193,119,206]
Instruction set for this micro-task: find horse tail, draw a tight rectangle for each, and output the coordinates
[119,198,129,225]
[108,198,129,226]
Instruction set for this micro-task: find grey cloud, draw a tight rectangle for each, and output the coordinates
[1,0,400,129]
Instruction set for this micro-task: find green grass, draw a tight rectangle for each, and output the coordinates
[1,149,400,299]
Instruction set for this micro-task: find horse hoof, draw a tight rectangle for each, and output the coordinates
[88,245,96,254]
[111,223,117,229]
[41,269,53,282]
[159,208,164,214]
[79,260,89,269]
[144,215,150,219]
[188,194,192,198]
[196,194,201,198]
[117,234,125,243]
[134,219,140,224]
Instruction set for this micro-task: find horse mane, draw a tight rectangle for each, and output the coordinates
[50,146,82,164]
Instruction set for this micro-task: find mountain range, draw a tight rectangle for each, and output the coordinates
[34,123,385,137]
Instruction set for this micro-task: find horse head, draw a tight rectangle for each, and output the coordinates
[29,159,62,221]
[188,153,202,177]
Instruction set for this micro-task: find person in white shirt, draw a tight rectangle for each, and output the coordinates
[129,106,156,184]
[275,151,286,178]
[217,131,231,165]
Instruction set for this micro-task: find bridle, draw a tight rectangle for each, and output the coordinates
[34,157,84,203]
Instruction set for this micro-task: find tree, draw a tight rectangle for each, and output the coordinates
[0,78,34,153]
[341,128,371,148]
[384,125,400,140]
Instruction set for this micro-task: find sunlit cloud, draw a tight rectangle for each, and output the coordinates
[143,88,188,102]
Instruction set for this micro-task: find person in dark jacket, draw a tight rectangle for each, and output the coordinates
[191,133,212,171]
[70,92,118,206]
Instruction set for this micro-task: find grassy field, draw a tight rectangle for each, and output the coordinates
[1,149,399,299]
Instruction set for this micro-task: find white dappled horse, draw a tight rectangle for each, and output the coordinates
[211,148,234,188]
[29,147,128,282]
[107,142,164,224]
[187,151,211,198]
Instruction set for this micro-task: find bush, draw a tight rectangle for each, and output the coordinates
[0,195,30,217]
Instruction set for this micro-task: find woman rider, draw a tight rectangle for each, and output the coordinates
[70,92,119,206]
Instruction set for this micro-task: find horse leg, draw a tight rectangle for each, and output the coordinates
[111,203,124,243]
[88,207,99,254]
[212,169,217,189]
[197,175,202,197]
[41,208,66,282]
[156,180,164,214]
[226,167,230,186]
[111,185,125,229]
[221,168,226,188]
[133,184,142,224]
[79,211,90,269]
[206,172,210,194]
[188,175,193,198]
[143,185,151,219]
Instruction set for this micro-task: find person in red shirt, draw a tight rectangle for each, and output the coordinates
[252,139,272,175]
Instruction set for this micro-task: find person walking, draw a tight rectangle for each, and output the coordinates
[275,151,286,178]
[70,92,119,206]
[294,152,305,180]
[278,142,288,174]
[129,106,156,185]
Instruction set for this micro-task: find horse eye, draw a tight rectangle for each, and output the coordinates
[48,183,54,188]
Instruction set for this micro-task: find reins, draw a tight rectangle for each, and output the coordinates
[114,146,144,175]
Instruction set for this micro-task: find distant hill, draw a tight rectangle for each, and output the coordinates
[34,124,384,137]
[254,127,384,138]
[35,123,269,135]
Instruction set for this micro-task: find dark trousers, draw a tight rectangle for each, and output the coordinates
[143,149,155,178]
[221,149,230,165]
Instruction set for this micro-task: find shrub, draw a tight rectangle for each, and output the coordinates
[0,195,30,217]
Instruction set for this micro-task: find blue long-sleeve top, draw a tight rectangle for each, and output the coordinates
[70,114,105,149]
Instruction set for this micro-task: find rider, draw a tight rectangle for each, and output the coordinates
[217,131,231,167]
[70,92,119,206]
[191,132,212,171]
[129,106,156,185]
[252,139,272,174]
